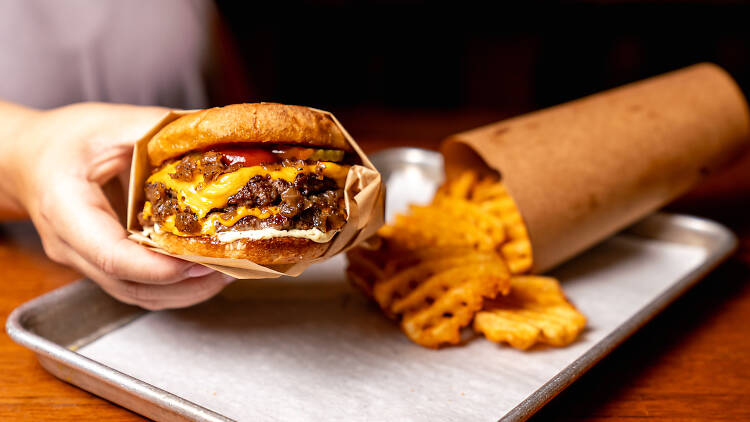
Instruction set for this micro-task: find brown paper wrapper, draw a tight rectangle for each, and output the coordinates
[442,63,750,273]
[126,108,385,279]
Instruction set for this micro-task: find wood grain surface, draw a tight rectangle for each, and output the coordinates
[1,111,749,421]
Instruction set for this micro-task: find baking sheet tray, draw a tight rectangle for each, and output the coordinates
[6,148,737,421]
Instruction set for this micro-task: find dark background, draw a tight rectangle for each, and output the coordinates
[216,1,750,115]
[215,0,750,219]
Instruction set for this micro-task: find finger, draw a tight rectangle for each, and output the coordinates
[118,273,232,310]
[54,103,169,150]
[90,103,169,145]
[58,243,232,310]
[48,179,206,284]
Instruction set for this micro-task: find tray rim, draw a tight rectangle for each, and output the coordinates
[5,147,739,422]
[502,212,737,421]
[6,214,736,422]
[6,279,231,422]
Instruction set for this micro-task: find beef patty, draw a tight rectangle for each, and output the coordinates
[139,153,347,235]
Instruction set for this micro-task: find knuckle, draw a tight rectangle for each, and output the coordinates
[121,245,186,284]
[123,281,149,302]
[40,238,65,264]
[94,247,118,278]
[151,263,184,283]
[195,277,215,292]
[38,193,60,223]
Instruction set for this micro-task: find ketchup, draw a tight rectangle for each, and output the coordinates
[212,148,277,166]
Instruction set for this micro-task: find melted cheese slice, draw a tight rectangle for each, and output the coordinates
[146,161,349,219]
[142,160,349,242]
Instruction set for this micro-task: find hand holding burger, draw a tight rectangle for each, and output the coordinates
[0,101,233,310]
[0,101,378,309]
[137,103,355,265]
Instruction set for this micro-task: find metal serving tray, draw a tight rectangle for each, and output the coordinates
[6,148,737,422]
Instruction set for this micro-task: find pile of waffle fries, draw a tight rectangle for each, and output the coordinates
[347,171,586,349]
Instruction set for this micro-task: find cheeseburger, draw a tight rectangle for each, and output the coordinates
[137,103,355,264]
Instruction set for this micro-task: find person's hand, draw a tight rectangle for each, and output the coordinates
[0,102,234,310]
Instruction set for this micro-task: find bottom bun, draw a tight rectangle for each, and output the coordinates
[149,231,330,265]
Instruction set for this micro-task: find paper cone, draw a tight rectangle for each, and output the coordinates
[442,63,750,273]
[126,107,385,279]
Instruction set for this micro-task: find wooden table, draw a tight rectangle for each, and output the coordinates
[1,110,749,421]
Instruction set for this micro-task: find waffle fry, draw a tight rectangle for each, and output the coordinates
[501,239,533,275]
[346,170,584,350]
[471,177,510,202]
[436,170,477,200]
[373,253,509,314]
[345,248,383,299]
[471,177,532,274]
[434,171,533,273]
[379,201,505,251]
[400,268,506,348]
[474,276,586,350]
[375,253,511,348]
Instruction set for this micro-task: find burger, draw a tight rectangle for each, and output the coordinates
[137,103,355,264]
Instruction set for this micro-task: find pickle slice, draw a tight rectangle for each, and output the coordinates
[272,147,345,162]
[309,149,345,162]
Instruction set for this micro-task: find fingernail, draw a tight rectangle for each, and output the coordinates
[222,274,236,284]
[186,264,215,278]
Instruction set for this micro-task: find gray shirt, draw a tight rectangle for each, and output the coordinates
[0,0,214,109]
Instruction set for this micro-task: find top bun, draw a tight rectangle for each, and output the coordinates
[147,103,352,166]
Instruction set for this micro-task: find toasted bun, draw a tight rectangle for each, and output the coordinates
[147,103,352,166]
[150,231,329,265]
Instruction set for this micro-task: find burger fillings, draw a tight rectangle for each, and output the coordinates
[139,147,351,243]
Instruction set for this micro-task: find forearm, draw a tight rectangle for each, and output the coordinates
[0,100,42,219]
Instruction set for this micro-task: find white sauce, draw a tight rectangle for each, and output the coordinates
[151,224,337,244]
[214,227,337,243]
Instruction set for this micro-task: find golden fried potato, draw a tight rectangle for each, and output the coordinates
[345,248,386,298]
[400,270,501,348]
[500,239,533,275]
[373,253,507,313]
[380,197,508,251]
[373,253,511,348]
[469,171,534,273]
[471,177,509,202]
[436,170,478,200]
[344,170,582,350]
[474,276,586,350]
